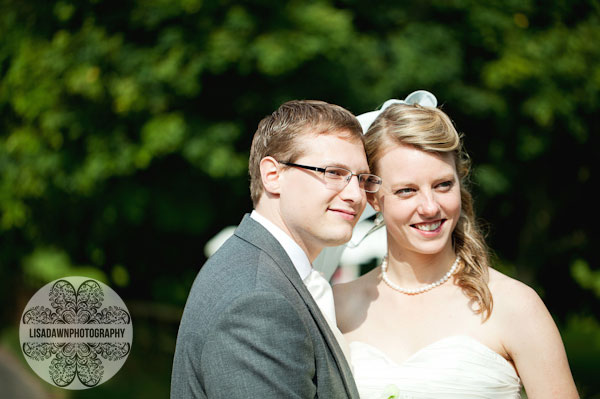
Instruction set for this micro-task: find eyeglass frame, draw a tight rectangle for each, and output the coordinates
[278,161,382,193]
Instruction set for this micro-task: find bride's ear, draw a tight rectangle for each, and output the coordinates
[367,193,381,212]
[260,156,281,195]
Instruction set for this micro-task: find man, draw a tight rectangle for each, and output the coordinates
[171,100,381,398]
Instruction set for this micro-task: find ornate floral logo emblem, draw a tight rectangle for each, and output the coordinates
[19,276,132,389]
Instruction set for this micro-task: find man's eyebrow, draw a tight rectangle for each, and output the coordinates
[325,162,370,174]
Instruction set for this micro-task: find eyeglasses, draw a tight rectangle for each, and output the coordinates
[279,161,382,193]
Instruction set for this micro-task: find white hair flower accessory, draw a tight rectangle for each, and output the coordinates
[357,90,438,133]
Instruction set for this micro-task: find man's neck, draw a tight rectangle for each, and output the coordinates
[253,204,320,263]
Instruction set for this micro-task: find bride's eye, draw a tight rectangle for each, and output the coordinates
[394,188,415,196]
[436,181,454,191]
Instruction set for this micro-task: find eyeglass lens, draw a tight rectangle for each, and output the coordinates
[324,167,381,193]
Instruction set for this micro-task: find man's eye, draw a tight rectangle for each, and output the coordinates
[364,175,381,184]
[325,169,347,178]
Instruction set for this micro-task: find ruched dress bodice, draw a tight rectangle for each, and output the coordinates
[349,335,522,399]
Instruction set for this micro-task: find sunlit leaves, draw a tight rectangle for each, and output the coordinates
[22,247,107,285]
[473,164,510,195]
[141,113,186,159]
[482,14,600,134]
[387,24,463,89]
[572,259,600,298]
[251,2,354,75]
[205,6,254,73]
[182,122,247,177]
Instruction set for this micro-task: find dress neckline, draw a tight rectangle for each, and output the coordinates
[349,335,517,375]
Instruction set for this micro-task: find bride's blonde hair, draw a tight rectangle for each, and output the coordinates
[365,103,493,320]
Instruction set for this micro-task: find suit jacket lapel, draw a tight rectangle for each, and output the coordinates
[234,214,358,397]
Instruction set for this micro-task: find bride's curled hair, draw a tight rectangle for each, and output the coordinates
[365,103,493,320]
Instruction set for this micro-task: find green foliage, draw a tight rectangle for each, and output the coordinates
[572,259,600,298]
[0,0,599,395]
[562,315,600,398]
[22,246,106,284]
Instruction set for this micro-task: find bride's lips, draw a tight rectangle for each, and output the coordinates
[328,208,357,221]
[411,219,446,234]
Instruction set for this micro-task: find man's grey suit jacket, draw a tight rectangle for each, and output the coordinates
[171,214,360,398]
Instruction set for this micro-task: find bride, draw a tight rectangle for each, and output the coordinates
[332,91,579,398]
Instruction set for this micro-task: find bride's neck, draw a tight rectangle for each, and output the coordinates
[385,248,457,286]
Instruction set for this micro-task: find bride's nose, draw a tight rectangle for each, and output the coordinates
[417,191,440,216]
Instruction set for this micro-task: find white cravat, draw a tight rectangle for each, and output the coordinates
[303,269,351,365]
[303,269,337,321]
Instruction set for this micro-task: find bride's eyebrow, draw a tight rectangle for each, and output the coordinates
[435,174,457,183]
[387,174,456,188]
[387,181,416,191]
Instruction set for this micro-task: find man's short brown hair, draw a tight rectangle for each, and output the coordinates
[248,100,364,207]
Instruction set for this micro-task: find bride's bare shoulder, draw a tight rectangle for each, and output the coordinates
[333,266,379,300]
[332,273,368,306]
[487,267,548,320]
[333,267,379,331]
[488,268,537,295]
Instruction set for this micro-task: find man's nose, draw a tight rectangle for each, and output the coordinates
[340,174,365,202]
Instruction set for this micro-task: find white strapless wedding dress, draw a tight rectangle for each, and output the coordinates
[349,335,522,399]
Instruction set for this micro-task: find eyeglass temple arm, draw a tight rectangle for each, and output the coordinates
[279,162,327,173]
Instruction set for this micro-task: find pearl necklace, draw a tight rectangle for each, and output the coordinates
[381,256,460,295]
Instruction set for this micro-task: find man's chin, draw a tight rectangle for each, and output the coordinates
[322,230,353,247]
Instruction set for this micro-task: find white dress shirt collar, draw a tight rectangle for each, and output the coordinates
[250,210,313,280]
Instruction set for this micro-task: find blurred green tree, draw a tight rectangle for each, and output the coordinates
[1,0,598,396]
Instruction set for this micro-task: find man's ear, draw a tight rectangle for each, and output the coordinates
[259,156,282,195]
[367,193,381,212]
